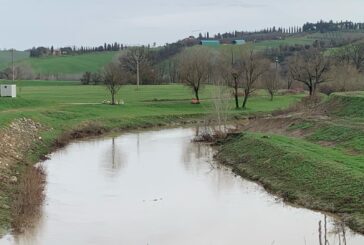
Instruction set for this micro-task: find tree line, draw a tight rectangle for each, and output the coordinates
[91,41,364,109]
[29,42,125,57]
[303,20,364,33]
[196,20,364,44]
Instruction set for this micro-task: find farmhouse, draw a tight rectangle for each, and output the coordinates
[0,85,16,98]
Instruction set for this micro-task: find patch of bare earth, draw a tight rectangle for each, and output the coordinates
[0,118,43,173]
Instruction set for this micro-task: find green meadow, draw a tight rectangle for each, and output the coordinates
[0,80,303,134]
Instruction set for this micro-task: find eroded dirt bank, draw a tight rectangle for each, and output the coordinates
[0,118,43,234]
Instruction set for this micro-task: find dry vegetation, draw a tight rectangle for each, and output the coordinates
[11,165,46,233]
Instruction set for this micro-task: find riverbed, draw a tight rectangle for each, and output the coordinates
[1,128,363,245]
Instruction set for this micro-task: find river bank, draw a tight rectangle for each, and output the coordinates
[215,94,364,234]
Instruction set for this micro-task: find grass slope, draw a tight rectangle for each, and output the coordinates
[217,132,364,233]
[0,51,30,69]
[217,93,364,234]
[19,52,121,75]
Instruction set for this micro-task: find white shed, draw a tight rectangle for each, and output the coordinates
[0,85,16,98]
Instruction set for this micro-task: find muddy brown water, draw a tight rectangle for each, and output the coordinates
[1,128,363,245]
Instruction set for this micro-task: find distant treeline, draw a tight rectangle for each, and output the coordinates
[303,20,364,33]
[198,26,302,40]
[196,20,364,43]
[29,42,125,57]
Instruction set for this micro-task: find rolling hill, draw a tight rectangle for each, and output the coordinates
[0,50,30,69]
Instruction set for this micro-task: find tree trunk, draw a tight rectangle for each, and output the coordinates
[234,92,239,109]
[308,85,314,96]
[270,91,274,101]
[194,88,200,103]
[234,80,239,109]
[111,91,115,105]
[242,91,249,109]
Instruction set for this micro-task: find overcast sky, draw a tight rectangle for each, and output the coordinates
[1,0,363,50]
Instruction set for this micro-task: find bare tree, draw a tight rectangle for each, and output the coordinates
[80,72,92,85]
[91,72,103,85]
[280,61,294,89]
[323,63,364,93]
[289,48,330,96]
[220,50,243,109]
[1,63,34,80]
[240,50,268,109]
[120,47,148,89]
[166,58,179,84]
[178,47,212,103]
[210,76,231,137]
[103,63,124,105]
[333,43,364,71]
[348,43,364,71]
[261,64,281,101]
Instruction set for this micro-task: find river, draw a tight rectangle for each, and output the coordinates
[1,128,363,245]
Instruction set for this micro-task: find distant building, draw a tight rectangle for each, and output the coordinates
[200,40,220,46]
[52,49,62,56]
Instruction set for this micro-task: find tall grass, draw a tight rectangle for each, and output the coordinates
[11,165,46,233]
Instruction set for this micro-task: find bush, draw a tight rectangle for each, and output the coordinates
[80,72,92,85]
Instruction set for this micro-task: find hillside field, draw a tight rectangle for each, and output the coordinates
[20,51,121,76]
[0,31,363,80]
[0,50,29,69]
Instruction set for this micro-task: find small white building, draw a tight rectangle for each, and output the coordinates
[0,85,16,98]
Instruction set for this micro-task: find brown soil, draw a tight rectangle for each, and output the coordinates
[0,118,43,183]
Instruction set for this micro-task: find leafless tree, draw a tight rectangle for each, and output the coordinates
[334,43,364,71]
[348,43,364,71]
[220,50,243,109]
[103,63,124,105]
[289,48,330,96]
[166,58,179,83]
[2,63,34,80]
[322,63,364,94]
[120,46,148,89]
[240,50,268,109]
[178,47,212,103]
[210,77,231,137]
[261,63,281,101]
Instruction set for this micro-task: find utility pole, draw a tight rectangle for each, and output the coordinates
[12,49,15,82]
[136,59,140,89]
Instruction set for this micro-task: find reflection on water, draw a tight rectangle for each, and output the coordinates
[1,128,363,245]
[318,216,348,245]
[101,138,125,177]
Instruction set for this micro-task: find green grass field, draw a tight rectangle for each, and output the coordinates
[0,80,303,154]
[19,51,121,75]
